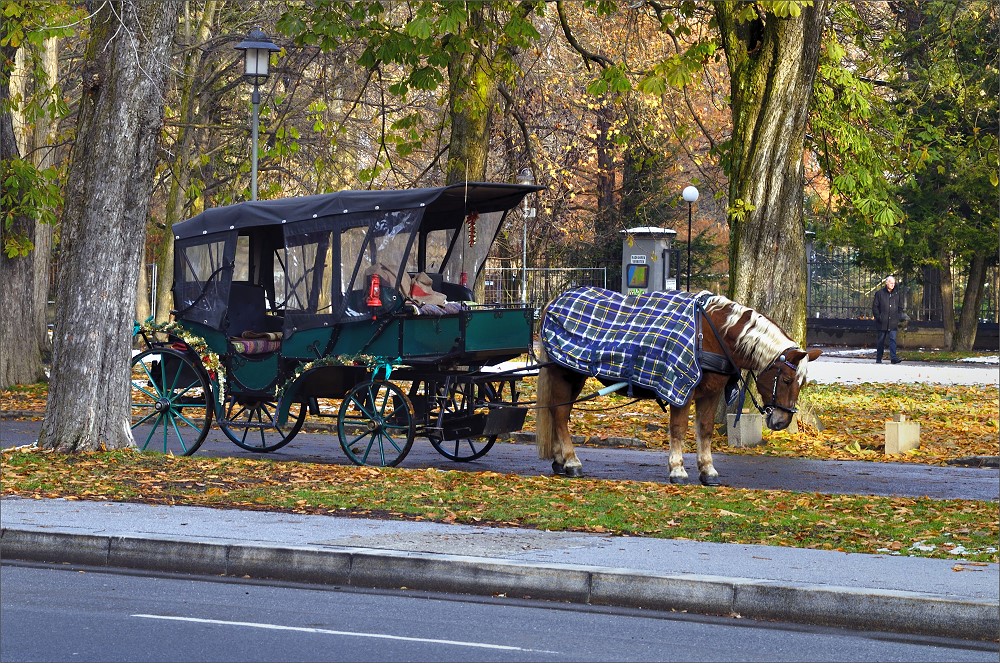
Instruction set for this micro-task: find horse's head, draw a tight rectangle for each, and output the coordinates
[753,347,823,430]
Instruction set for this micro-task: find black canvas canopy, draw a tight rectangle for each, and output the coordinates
[172,182,543,240]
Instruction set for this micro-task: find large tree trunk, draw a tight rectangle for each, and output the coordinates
[954,252,987,351]
[39,0,181,452]
[715,1,829,344]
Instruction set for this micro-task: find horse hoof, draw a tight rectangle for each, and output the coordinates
[700,473,721,487]
[669,475,687,484]
[564,465,584,478]
[551,461,565,475]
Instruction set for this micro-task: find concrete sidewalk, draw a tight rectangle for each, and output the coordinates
[2,497,997,641]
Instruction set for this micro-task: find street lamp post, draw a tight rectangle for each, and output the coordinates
[235,28,280,201]
[516,167,534,304]
[682,185,699,292]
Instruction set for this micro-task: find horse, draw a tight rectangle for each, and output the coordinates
[534,287,822,486]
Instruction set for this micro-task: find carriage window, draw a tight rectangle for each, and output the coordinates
[233,235,250,282]
[436,210,505,285]
[281,230,334,314]
[173,235,234,329]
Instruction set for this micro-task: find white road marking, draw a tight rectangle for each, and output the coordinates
[131,614,557,653]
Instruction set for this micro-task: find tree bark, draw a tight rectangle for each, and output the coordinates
[939,248,955,349]
[443,7,495,185]
[715,1,829,344]
[954,252,987,351]
[39,0,181,452]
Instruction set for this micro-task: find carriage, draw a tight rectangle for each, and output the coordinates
[130,182,543,467]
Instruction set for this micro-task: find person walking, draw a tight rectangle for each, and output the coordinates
[872,275,903,364]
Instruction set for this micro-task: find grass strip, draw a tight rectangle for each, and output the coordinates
[3,449,996,563]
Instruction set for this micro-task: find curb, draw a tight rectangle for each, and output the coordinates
[3,528,997,641]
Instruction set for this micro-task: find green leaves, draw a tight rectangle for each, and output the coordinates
[1,159,62,257]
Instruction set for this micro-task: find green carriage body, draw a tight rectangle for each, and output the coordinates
[135,182,541,462]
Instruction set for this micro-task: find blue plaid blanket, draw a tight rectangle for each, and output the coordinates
[541,287,702,406]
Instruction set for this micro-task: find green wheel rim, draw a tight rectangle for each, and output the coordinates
[338,381,414,467]
[427,380,498,461]
[219,397,306,453]
[130,347,213,455]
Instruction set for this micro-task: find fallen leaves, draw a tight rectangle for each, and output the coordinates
[5,448,994,562]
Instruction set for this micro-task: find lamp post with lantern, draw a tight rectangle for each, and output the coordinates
[235,28,280,201]
[682,185,699,292]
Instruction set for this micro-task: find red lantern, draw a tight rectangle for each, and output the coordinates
[366,273,382,307]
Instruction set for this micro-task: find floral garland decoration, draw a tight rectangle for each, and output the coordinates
[135,319,226,398]
[272,352,390,405]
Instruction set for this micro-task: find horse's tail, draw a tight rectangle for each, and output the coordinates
[534,335,556,460]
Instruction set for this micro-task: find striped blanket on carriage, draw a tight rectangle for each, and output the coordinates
[540,287,704,407]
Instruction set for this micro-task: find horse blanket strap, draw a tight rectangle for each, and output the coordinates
[541,287,702,407]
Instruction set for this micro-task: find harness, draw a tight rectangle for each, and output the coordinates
[694,293,801,423]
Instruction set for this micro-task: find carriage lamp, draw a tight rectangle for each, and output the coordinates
[235,27,281,201]
[517,167,535,304]
[682,185,699,292]
[366,273,383,309]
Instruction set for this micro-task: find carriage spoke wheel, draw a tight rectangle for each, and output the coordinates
[129,348,213,456]
[428,381,498,462]
[338,381,414,467]
[219,397,306,453]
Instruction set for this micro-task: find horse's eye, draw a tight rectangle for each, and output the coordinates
[782,377,793,385]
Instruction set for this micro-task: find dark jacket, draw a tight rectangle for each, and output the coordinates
[872,286,901,331]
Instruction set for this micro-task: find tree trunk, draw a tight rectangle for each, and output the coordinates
[0,40,54,389]
[39,0,181,452]
[954,252,987,351]
[939,248,955,349]
[443,18,495,186]
[716,1,829,344]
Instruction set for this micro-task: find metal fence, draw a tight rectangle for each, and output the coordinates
[807,245,999,322]
[479,267,607,310]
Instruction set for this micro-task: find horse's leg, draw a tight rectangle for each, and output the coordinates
[535,354,587,477]
[667,402,691,483]
[694,393,724,486]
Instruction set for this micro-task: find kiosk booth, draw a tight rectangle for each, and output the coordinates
[620,227,679,295]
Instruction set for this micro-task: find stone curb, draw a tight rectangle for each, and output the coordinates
[3,528,997,641]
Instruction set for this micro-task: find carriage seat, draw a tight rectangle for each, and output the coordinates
[227,282,283,354]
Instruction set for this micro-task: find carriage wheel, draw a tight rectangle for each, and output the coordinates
[129,347,213,456]
[218,397,306,453]
[427,381,498,462]
[337,380,415,467]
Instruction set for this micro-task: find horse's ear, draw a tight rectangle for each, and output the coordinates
[787,348,822,364]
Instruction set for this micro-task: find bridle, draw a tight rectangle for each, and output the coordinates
[749,349,802,417]
[695,295,802,420]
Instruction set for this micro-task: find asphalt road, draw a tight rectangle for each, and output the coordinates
[3,564,996,662]
[2,418,996,501]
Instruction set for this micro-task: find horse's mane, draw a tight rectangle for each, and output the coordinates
[702,295,805,378]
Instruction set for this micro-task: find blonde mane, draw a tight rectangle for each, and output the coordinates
[703,295,798,374]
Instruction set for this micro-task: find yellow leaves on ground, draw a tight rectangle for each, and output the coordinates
[2,378,997,465]
[522,379,997,465]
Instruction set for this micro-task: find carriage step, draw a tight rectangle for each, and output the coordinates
[482,406,528,436]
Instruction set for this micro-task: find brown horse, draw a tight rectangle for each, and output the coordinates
[535,288,822,486]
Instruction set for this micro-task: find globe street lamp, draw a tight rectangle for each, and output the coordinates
[235,28,280,201]
[682,185,699,292]
[516,167,534,304]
